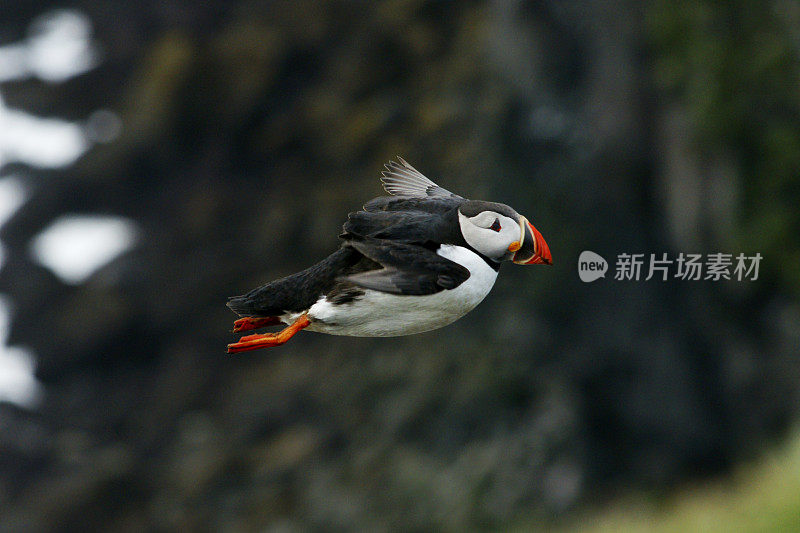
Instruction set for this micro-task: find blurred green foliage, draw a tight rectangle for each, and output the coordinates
[649,0,800,292]
[544,429,800,533]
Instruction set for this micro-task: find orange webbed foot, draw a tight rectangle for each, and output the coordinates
[227,315,311,354]
[232,316,282,333]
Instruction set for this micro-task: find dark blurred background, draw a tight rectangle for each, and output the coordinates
[1,1,799,531]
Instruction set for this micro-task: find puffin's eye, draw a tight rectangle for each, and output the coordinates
[489,218,501,232]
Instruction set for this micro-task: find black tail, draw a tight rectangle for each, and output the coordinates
[226,295,258,317]
[226,247,363,318]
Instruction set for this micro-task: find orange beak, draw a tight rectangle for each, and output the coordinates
[512,216,552,265]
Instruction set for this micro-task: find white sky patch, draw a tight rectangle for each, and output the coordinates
[30,215,138,284]
[0,94,89,169]
[0,9,97,83]
[0,296,43,408]
[0,176,28,228]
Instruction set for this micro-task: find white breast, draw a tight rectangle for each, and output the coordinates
[296,245,499,337]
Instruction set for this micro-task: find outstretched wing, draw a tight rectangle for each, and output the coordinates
[342,238,470,296]
[380,157,463,199]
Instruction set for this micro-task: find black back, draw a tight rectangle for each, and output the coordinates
[227,247,380,316]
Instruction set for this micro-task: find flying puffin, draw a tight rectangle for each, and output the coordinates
[226,158,552,353]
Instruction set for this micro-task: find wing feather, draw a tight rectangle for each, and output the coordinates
[380,157,462,199]
[342,238,470,295]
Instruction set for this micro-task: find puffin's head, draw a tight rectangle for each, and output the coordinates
[457,200,552,265]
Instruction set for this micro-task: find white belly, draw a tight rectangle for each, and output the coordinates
[292,245,499,337]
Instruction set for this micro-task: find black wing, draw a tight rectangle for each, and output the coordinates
[338,190,470,295]
[342,238,470,296]
[342,196,465,244]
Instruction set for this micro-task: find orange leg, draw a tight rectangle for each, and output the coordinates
[227,315,311,354]
[232,316,282,333]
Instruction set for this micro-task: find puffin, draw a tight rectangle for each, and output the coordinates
[226,158,552,353]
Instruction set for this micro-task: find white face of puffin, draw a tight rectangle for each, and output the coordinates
[458,210,522,261]
[457,200,552,265]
